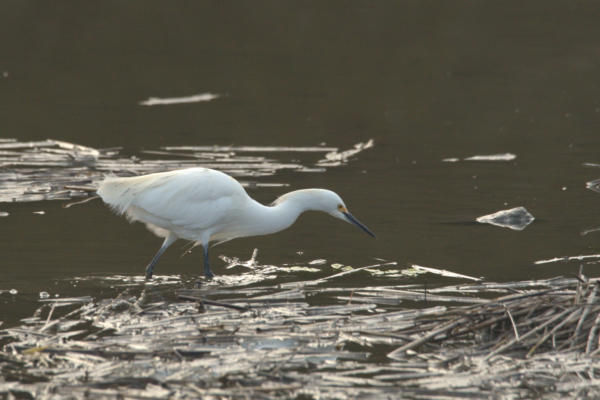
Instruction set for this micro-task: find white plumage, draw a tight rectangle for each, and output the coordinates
[98,167,375,279]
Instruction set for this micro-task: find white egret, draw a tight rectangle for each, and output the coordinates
[97,167,375,279]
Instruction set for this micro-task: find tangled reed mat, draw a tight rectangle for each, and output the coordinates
[2,264,600,399]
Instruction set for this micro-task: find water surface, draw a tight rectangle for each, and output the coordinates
[2,1,600,326]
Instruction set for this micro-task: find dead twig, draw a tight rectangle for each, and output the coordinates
[177,294,250,312]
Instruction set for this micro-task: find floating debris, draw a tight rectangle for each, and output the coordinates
[0,139,373,203]
[476,206,535,231]
[317,139,374,166]
[221,248,259,270]
[443,153,517,162]
[331,263,354,272]
[464,153,516,161]
[277,266,321,273]
[39,296,93,305]
[163,144,338,152]
[388,271,600,357]
[139,92,220,106]
[581,226,600,236]
[32,211,45,215]
[586,178,600,194]
[2,267,600,399]
[364,267,403,277]
[71,274,183,287]
[63,195,100,209]
[8,289,17,295]
[0,211,8,217]
[399,266,429,277]
[535,253,600,265]
[410,264,482,281]
[441,157,460,162]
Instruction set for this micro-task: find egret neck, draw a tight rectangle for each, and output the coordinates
[236,189,324,238]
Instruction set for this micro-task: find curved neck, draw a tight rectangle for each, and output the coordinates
[237,190,322,238]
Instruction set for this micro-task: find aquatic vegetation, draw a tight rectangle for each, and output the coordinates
[2,265,599,399]
[0,138,374,203]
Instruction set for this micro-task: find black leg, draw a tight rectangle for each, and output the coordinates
[145,249,163,279]
[203,246,215,279]
[145,234,176,279]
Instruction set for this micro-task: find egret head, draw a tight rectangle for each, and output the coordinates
[273,189,376,238]
[316,190,376,238]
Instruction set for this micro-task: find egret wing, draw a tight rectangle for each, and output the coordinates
[127,168,246,233]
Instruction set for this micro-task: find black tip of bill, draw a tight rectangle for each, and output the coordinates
[343,212,376,238]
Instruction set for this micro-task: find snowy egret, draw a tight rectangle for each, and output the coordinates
[97,167,375,279]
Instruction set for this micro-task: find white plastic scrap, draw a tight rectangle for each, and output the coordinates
[476,206,534,231]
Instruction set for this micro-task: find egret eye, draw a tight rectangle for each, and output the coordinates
[337,204,347,212]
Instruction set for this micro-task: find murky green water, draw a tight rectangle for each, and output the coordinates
[2,1,600,329]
